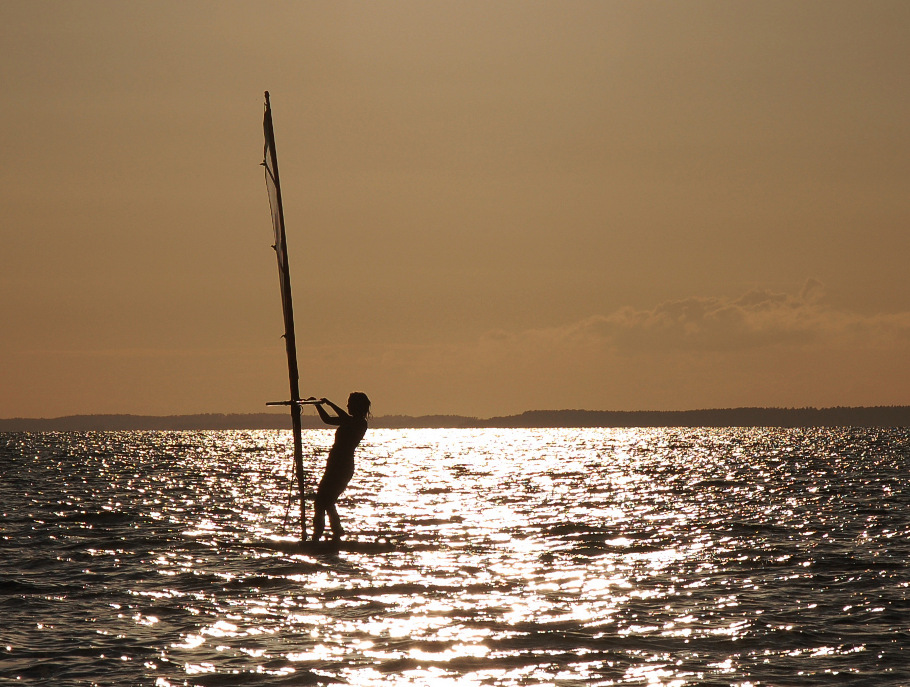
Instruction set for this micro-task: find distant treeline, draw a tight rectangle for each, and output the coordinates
[476,407,910,428]
[0,413,473,432]
[2,407,910,431]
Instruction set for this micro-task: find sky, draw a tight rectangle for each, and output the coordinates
[2,1,909,419]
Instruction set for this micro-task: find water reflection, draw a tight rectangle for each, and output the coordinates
[2,428,909,685]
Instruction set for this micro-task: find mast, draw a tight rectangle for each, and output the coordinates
[262,91,306,540]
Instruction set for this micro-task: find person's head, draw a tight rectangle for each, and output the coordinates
[347,391,371,418]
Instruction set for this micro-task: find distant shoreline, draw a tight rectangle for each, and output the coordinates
[2,406,909,431]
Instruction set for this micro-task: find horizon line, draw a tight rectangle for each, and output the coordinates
[4,403,910,421]
[3,406,910,431]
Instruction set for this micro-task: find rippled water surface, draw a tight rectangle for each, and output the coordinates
[2,428,910,685]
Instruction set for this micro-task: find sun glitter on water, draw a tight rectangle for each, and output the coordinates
[3,428,910,685]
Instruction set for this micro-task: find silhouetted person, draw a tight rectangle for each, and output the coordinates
[311,392,371,541]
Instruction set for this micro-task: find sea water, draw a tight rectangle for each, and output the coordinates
[1,428,909,686]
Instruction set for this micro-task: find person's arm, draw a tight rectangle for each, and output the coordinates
[315,398,348,426]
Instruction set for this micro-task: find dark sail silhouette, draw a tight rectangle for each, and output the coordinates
[262,91,308,540]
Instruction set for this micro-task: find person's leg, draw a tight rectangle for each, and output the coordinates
[327,503,344,539]
[312,498,327,541]
[315,469,351,541]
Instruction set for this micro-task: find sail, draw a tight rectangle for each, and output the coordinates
[262,91,307,540]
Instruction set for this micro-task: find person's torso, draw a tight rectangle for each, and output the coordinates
[328,418,367,464]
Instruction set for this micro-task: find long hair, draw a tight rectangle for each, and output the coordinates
[347,392,371,419]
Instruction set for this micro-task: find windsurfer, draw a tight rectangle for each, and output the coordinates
[311,392,371,541]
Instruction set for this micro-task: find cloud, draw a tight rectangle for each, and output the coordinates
[289,280,910,415]
[568,279,910,354]
[335,279,910,379]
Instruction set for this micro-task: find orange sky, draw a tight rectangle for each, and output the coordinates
[2,1,909,418]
